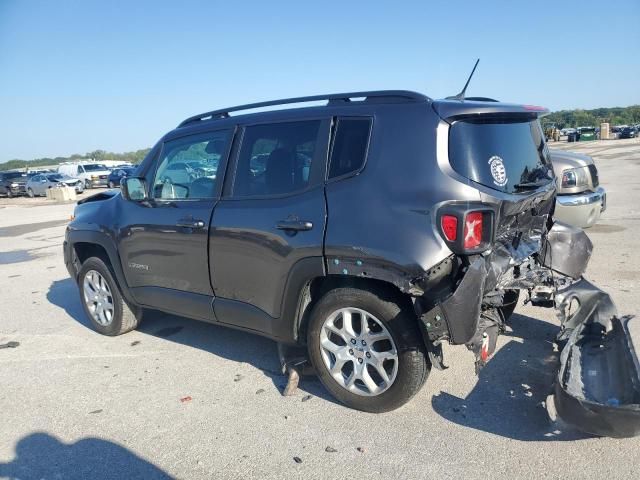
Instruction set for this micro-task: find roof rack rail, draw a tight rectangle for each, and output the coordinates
[178,90,428,127]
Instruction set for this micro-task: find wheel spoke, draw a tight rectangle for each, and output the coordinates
[361,366,379,394]
[82,270,115,327]
[342,310,357,337]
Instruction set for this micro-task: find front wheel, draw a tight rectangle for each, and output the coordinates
[78,257,142,336]
[307,287,429,413]
[85,179,91,189]
[27,188,34,198]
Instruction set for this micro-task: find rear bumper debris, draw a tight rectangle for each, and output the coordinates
[419,217,639,437]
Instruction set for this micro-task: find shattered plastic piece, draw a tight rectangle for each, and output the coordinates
[255,389,265,395]
[293,457,302,464]
[325,446,338,453]
[180,396,192,403]
[553,280,640,438]
[130,340,140,346]
[0,341,20,349]
[357,447,366,453]
[233,374,244,382]
[89,409,103,414]
[301,395,312,402]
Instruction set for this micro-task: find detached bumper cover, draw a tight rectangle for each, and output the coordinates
[554,279,640,437]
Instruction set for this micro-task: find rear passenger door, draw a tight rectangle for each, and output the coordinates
[210,119,330,332]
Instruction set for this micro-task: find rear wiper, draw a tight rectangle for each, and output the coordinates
[513,180,550,190]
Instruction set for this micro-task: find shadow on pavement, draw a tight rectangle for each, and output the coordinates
[431,313,592,441]
[0,432,171,479]
[47,278,333,403]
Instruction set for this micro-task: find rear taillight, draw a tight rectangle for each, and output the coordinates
[463,211,483,249]
[441,215,458,242]
[437,205,493,254]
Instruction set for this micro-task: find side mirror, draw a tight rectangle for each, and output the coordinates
[121,177,148,201]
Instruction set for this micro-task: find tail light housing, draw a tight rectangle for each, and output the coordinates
[437,204,494,254]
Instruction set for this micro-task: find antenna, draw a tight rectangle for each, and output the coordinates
[446,58,480,101]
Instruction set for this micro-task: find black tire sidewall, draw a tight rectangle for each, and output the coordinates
[307,288,428,413]
[78,257,126,336]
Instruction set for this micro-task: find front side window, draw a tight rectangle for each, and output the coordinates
[232,121,322,197]
[152,130,230,200]
[83,164,108,172]
[328,117,372,179]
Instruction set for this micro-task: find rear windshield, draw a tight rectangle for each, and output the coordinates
[449,118,553,194]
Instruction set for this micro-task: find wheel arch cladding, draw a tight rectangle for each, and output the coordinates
[294,274,414,344]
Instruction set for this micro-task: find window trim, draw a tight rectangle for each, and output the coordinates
[325,115,374,184]
[223,117,331,201]
[149,128,234,203]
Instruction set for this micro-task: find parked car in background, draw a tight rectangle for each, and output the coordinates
[26,173,84,197]
[0,171,31,197]
[107,166,137,188]
[58,163,111,189]
[619,126,637,139]
[550,149,606,228]
[577,127,596,141]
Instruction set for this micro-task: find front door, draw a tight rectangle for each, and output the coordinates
[118,129,232,320]
[210,119,330,330]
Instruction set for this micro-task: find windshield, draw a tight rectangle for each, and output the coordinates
[448,117,553,194]
[83,164,108,172]
[4,172,28,180]
[47,174,64,181]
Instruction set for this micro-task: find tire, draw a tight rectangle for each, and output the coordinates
[7,189,13,198]
[85,179,91,189]
[78,256,142,336]
[27,188,34,198]
[108,181,116,188]
[307,287,429,413]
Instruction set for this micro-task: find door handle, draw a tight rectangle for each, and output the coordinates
[276,220,313,231]
[176,219,205,229]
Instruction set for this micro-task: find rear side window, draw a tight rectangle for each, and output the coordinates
[328,117,372,179]
[449,118,553,194]
[233,121,323,197]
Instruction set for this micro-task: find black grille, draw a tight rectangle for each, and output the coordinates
[588,164,599,187]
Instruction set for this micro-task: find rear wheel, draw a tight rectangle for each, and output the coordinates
[307,287,429,412]
[7,189,13,198]
[27,188,34,198]
[78,257,142,336]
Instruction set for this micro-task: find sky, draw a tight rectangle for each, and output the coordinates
[1,0,639,162]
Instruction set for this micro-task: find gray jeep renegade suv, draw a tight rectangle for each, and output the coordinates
[64,91,639,434]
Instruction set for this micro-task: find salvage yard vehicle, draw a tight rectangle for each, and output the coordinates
[619,126,637,139]
[577,126,597,141]
[0,171,31,197]
[107,166,137,188]
[549,150,606,228]
[58,162,111,189]
[26,173,85,197]
[64,90,639,437]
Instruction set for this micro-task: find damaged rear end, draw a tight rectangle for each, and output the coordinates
[418,99,639,437]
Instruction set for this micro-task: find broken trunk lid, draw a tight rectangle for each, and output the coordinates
[554,280,640,438]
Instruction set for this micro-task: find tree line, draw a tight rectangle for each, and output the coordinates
[0,148,151,172]
[544,105,640,129]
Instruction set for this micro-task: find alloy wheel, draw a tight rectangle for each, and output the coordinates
[319,307,398,396]
[83,270,115,326]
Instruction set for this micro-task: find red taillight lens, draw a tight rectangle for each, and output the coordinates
[441,215,458,242]
[463,212,483,249]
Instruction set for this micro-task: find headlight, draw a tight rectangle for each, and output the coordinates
[91,175,98,179]
[561,167,590,188]
[10,182,19,188]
